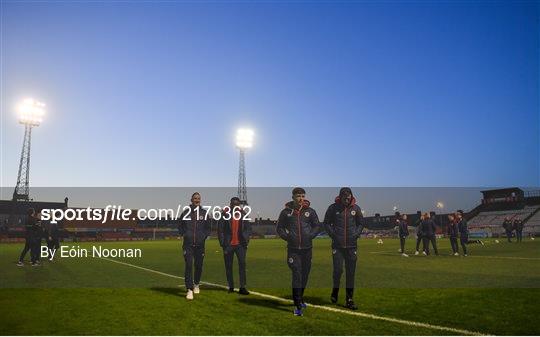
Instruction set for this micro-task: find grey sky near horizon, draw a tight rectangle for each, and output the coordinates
[0,186,523,219]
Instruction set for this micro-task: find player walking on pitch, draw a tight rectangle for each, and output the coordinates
[218,197,251,295]
[276,187,321,316]
[179,192,211,300]
[17,208,37,266]
[323,187,364,310]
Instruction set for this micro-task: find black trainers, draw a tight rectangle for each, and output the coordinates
[228,288,235,293]
[331,288,339,304]
[345,299,358,310]
[238,288,250,295]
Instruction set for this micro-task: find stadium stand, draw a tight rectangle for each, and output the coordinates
[466,188,540,238]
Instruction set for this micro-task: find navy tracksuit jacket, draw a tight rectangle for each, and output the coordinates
[323,196,363,297]
[276,200,321,308]
[179,205,212,290]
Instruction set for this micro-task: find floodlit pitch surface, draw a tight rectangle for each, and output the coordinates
[1,238,539,335]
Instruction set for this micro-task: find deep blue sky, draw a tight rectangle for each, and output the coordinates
[1,1,538,188]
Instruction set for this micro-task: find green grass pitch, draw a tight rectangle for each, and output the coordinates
[1,238,539,335]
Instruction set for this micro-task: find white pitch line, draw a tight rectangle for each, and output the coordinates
[369,251,540,260]
[98,257,486,336]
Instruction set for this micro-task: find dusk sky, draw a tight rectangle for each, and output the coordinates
[1,1,538,190]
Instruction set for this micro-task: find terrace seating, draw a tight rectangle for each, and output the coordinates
[468,206,540,236]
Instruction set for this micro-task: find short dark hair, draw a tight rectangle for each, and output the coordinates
[191,192,201,199]
[230,197,241,203]
[292,187,306,195]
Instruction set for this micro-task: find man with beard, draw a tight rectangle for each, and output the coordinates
[218,197,251,295]
[179,192,212,300]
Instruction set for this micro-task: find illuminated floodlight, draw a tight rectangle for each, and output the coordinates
[18,98,46,126]
[236,128,254,149]
[436,201,444,209]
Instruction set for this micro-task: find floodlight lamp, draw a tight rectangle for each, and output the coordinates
[236,128,254,149]
[18,98,45,126]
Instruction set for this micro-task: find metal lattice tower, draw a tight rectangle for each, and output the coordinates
[11,98,45,202]
[237,149,247,203]
[13,124,33,201]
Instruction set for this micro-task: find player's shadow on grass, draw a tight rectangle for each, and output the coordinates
[149,286,227,297]
[237,297,292,313]
[301,296,327,306]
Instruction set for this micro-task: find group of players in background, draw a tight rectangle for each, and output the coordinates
[503,217,525,243]
[396,211,471,257]
[16,187,527,317]
[17,208,60,266]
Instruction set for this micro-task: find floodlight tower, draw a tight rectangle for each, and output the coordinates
[12,98,45,201]
[235,129,254,204]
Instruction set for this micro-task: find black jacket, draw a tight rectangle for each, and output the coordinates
[457,219,469,237]
[419,219,437,237]
[414,219,423,238]
[24,217,39,240]
[276,200,321,249]
[447,222,459,238]
[503,220,513,231]
[513,220,523,231]
[324,197,364,248]
[397,219,409,238]
[178,205,212,247]
[217,209,251,248]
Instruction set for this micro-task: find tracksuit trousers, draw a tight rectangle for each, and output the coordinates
[183,245,205,290]
[416,236,423,252]
[332,247,357,300]
[460,236,468,255]
[287,248,312,308]
[506,230,513,242]
[449,237,458,254]
[223,245,247,289]
[399,237,406,253]
[19,238,31,262]
[516,230,523,243]
[423,236,439,255]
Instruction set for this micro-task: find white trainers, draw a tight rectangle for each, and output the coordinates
[401,253,409,257]
[454,252,459,256]
[414,251,419,255]
[398,249,402,253]
[193,285,200,294]
[186,289,194,300]
[422,251,427,256]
